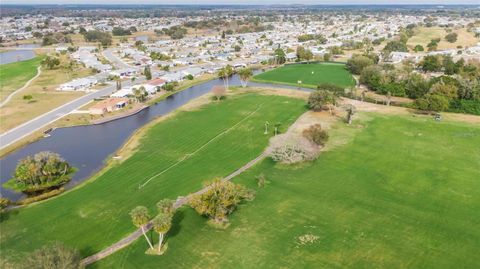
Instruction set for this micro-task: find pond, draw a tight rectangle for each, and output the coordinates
[0,72,311,201]
[0,43,40,65]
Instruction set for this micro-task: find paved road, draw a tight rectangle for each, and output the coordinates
[102,48,133,70]
[0,78,143,150]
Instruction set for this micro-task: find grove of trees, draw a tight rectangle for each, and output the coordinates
[5,151,76,194]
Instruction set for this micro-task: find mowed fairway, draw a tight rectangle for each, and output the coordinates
[0,93,306,265]
[95,114,480,269]
[253,63,356,89]
[0,56,42,102]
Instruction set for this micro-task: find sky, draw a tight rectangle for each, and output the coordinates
[1,0,479,5]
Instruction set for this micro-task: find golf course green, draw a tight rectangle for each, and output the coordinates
[253,63,356,89]
[0,93,306,266]
[95,113,480,269]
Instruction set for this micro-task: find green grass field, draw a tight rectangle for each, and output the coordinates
[253,63,356,89]
[0,93,306,266]
[94,114,480,269]
[0,56,43,102]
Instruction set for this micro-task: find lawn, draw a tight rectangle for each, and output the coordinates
[0,56,43,102]
[0,54,92,133]
[95,113,480,269]
[0,93,306,267]
[253,63,356,89]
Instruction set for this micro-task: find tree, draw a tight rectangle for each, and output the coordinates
[152,214,172,253]
[21,242,83,269]
[383,40,408,53]
[360,65,383,91]
[346,55,374,75]
[307,90,337,114]
[114,76,122,91]
[5,152,75,194]
[133,86,148,103]
[41,55,60,70]
[217,65,233,91]
[238,68,253,87]
[129,206,154,250]
[234,45,241,52]
[430,82,458,100]
[189,179,254,225]
[304,49,313,63]
[274,47,286,64]
[323,53,332,62]
[414,45,424,52]
[112,27,132,36]
[144,65,152,80]
[302,124,329,146]
[419,55,442,72]
[345,104,356,124]
[212,85,226,101]
[442,56,458,75]
[415,94,449,112]
[0,197,11,211]
[296,46,306,61]
[157,199,175,215]
[405,73,430,99]
[445,32,458,43]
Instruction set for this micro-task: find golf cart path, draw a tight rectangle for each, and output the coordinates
[81,151,268,266]
[0,66,41,108]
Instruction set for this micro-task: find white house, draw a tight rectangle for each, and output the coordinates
[57,77,97,91]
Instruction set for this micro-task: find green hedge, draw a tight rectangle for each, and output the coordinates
[448,99,480,115]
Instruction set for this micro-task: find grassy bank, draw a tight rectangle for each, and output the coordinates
[0,56,43,102]
[95,112,480,269]
[253,63,356,89]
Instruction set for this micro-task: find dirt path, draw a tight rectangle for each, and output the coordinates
[81,151,268,266]
[0,66,41,108]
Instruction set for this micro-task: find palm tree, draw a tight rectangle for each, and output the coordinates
[238,68,253,88]
[129,206,154,249]
[152,214,172,253]
[217,65,234,91]
[157,199,175,215]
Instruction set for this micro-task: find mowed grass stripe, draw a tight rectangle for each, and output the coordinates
[0,93,306,263]
[96,114,480,269]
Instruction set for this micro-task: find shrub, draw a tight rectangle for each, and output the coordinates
[17,188,65,205]
[267,134,320,164]
[21,242,83,269]
[189,179,254,224]
[302,124,329,146]
[415,94,450,112]
[448,99,480,115]
[307,90,337,112]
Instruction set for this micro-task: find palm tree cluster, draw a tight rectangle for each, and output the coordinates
[238,67,253,87]
[188,179,255,224]
[129,199,175,254]
[217,65,234,91]
[6,151,75,193]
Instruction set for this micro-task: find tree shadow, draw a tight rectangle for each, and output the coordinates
[80,246,96,257]
[0,208,19,223]
[168,210,185,238]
